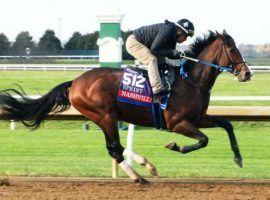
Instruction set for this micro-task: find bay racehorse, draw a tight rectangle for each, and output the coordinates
[0,30,252,183]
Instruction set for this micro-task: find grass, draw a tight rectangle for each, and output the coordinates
[210,73,270,106]
[0,71,84,94]
[0,122,269,178]
[211,73,270,96]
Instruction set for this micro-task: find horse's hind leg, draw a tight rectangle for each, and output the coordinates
[166,119,209,154]
[123,149,158,176]
[198,115,242,168]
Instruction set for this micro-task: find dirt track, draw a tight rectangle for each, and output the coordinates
[0,177,270,200]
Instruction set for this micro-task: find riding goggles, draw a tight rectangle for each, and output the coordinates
[186,30,194,37]
[176,23,194,37]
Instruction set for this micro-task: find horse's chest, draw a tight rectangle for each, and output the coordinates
[186,104,203,118]
[182,97,206,121]
[170,89,209,122]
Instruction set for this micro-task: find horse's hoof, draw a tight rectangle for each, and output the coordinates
[134,177,150,185]
[234,157,243,168]
[140,178,150,185]
[165,141,176,149]
[145,161,158,176]
[0,178,10,186]
[165,141,180,152]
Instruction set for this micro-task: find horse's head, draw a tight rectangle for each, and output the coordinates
[216,30,252,82]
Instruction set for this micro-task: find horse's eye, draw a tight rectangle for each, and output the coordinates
[230,48,236,53]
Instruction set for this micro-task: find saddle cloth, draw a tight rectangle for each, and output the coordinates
[117,66,175,107]
[117,67,153,107]
[117,66,172,129]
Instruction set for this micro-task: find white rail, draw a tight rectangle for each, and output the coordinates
[0,64,269,72]
[210,96,270,101]
[249,66,270,72]
[0,64,99,71]
[0,55,99,59]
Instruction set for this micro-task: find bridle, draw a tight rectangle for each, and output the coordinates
[216,39,246,76]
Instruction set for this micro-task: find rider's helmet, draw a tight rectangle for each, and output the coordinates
[176,19,195,37]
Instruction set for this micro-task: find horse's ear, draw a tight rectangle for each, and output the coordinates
[223,29,228,36]
[216,31,223,39]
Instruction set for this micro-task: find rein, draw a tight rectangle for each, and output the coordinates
[179,56,232,89]
[178,43,232,93]
[179,54,233,73]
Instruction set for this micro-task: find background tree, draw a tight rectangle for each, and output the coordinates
[38,30,62,55]
[64,31,99,51]
[0,33,11,55]
[64,32,82,50]
[78,31,99,50]
[11,31,36,55]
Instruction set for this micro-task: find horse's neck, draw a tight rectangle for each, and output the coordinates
[189,40,221,94]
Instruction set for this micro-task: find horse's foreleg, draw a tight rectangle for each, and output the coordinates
[106,141,139,180]
[166,119,209,154]
[74,105,149,184]
[198,115,242,168]
[106,142,149,184]
[100,119,149,184]
[123,149,158,176]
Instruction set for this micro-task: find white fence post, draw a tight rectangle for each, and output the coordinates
[10,120,16,130]
[112,159,118,178]
[111,123,135,177]
[126,124,135,166]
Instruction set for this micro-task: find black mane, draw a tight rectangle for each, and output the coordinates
[180,31,219,74]
[189,31,218,57]
[189,30,234,57]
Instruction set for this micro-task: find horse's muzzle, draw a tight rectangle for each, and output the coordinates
[236,64,253,82]
[238,71,252,82]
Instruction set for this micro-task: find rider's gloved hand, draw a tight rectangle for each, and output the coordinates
[172,50,194,59]
[183,50,194,58]
[172,50,181,59]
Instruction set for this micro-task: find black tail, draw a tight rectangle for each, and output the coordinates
[0,80,73,129]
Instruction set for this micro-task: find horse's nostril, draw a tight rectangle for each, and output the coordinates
[245,72,251,77]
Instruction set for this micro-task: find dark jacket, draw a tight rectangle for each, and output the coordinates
[134,20,179,59]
